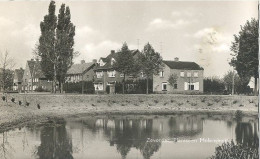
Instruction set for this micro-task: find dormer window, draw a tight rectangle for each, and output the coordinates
[99,59,105,66]
[111,58,116,65]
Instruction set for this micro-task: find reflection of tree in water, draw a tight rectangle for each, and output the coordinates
[168,116,203,138]
[85,118,161,159]
[37,120,73,159]
[235,122,259,148]
[0,132,15,159]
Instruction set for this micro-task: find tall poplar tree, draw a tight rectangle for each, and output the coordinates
[38,1,75,93]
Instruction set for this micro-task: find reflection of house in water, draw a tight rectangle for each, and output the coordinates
[67,115,203,159]
[152,115,203,138]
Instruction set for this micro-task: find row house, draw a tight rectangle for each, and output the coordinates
[66,60,96,83]
[93,50,143,93]
[13,68,24,92]
[153,57,204,93]
[22,59,52,92]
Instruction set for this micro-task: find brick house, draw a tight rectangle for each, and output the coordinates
[13,68,24,92]
[65,60,96,83]
[93,50,142,93]
[153,57,204,93]
[22,59,52,92]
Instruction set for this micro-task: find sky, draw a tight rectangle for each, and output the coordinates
[0,0,258,77]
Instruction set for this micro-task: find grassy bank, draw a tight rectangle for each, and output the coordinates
[0,94,258,132]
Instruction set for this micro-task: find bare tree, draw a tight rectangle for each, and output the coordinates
[0,50,15,92]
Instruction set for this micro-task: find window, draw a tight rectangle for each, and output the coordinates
[108,70,116,77]
[94,83,103,90]
[187,72,191,77]
[162,82,167,91]
[160,71,164,77]
[111,58,116,65]
[140,72,144,78]
[96,71,103,78]
[174,84,178,89]
[180,71,184,77]
[194,72,198,77]
[189,84,194,90]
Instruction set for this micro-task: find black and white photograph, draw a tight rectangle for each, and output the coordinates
[0,0,258,158]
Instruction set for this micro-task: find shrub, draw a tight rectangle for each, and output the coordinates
[221,101,228,106]
[233,100,238,104]
[201,97,206,103]
[210,141,258,159]
[64,81,95,94]
[207,102,213,106]
[178,102,183,106]
[154,100,159,104]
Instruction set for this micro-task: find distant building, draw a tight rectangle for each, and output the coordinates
[22,59,52,92]
[65,60,96,83]
[153,57,204,93]
[13,68,24,92]
[93,49,142,93]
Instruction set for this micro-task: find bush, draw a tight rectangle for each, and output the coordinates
[210,141,258,159]
[35,86,47,92]
[64,81,95,94]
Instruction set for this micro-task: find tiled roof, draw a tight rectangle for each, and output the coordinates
[163,60,204,70]
[95,49,140,71]
[67,62,95,75]
[14,69,24,81]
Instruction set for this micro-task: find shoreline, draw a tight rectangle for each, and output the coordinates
[0,94,258,132]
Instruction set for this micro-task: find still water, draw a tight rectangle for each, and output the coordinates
[0,114,258,159]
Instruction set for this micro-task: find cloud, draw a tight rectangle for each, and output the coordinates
[0,16,15,28]
[146,18,196,31]
[75,40,121,63]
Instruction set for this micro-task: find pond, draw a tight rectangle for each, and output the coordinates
[0,114,258,159]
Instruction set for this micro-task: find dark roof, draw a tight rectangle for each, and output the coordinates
[163,60,204,70]
[95,49,140,71]
[14,69,24,81]
[67,62,95,75]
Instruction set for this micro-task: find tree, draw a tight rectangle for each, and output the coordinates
[230,18,258,95]
[0,51,15,92]
[37,1,76,93]
[113,42,135,94]
[138,43,164,94]
[168,73,178,91]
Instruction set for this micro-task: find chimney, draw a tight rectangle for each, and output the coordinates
[174,57,179,62]
[92,59,97,63]
[81,60,85,64]
[111,50,115,54]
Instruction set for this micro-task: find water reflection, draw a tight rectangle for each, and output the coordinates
[0,115,258,159]
[235,122,259,148]
[37,120,73,159]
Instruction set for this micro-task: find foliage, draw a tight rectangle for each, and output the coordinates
[235,110,243,121]
[0,51,15,92]
[138,43,164,94]
[203,77,225,94]
[0,69,14,91]
[223,71,252,95]
[35,86,48,92]
[115,79,153,94]
[113,42,136,94]
[210,141,258,159]
[37,1,76,93]
[230,18,258,95]
[168,73,178,90]
[63,81,95,94]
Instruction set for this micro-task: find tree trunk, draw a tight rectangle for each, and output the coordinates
[254,76,258,95]
[61,82,64,94]
[146,77,149,94]
[53,64,57,93]
[123,74,125,94]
